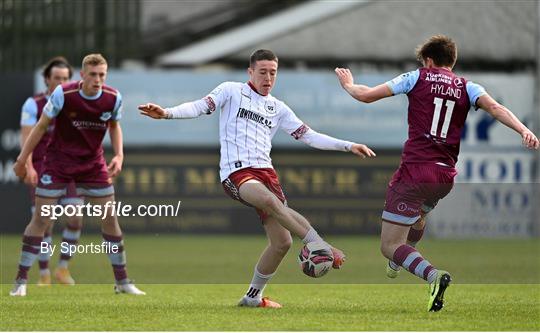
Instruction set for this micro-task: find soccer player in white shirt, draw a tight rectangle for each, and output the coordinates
[140,49,375,308]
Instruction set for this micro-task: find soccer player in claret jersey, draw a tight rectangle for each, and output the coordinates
[11,54,144,296]
[335,35,539,312]
[20,56,83,286]
[139,49,376,308]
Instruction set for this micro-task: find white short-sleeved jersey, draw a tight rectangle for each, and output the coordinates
[207,82,307,181]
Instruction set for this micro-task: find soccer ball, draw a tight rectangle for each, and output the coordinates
[298,241,334,278]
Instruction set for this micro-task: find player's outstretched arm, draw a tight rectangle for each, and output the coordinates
[139,98,214,120]
[477,94,539,150]
[13,114,51,179]
[297,128,376,158]
[335,67,392,103]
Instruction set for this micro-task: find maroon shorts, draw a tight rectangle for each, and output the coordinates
[35,156,114,198]
[30,160,83,206]
[222,167,287,220]
[382,163,457,225]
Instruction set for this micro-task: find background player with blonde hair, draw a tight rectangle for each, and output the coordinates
[11,54,144,296]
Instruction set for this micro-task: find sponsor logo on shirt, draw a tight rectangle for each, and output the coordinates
[72,120,107,130]
[237,107,273,129]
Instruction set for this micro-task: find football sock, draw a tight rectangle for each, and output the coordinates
[302,227,324,244]
[102,233,128,283]
[58,225,81,268]
[392,244,438,283]
[245,267,274,303]
[38,233,52,275]
[389,225,426,269]
[16,235,43,283]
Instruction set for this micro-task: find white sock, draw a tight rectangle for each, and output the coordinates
[302,227,324,244]
[244,268,274,303]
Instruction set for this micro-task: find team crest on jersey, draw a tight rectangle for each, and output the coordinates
[40,174,53,185]
[265,104,276,115]
[100,112,112,121]
[453,78,463,88]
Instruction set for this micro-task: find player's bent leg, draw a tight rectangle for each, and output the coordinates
[11,196,59,296]
[87,194,145,295]
[382,220,450,311]
[239,181,308,238]
[239,218,290,308]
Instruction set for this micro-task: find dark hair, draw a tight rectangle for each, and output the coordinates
[42,56,73,79]
[249,49,278,68]
[415,35,457,68]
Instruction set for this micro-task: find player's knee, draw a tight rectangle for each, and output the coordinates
[260,194,283,214]
[272,235,292,255]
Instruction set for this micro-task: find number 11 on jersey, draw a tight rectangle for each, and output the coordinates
[431,97,455,139]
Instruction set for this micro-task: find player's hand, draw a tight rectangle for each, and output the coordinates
[350,144,376,158]
[108,155,123,177]
[23,165,38,186]
[335,67,354,90]
[13,159,27,180]
[521,129,539,149]
[138,103,167,119]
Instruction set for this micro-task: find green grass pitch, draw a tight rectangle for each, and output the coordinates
[1,235,539,331]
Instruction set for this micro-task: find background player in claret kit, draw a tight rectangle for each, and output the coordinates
[20,56,83,286]
[335,35,539,312]
[11,53,145,296]
[139,49,376,308]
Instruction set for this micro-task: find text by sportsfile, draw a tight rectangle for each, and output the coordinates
[41,241,119,256]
